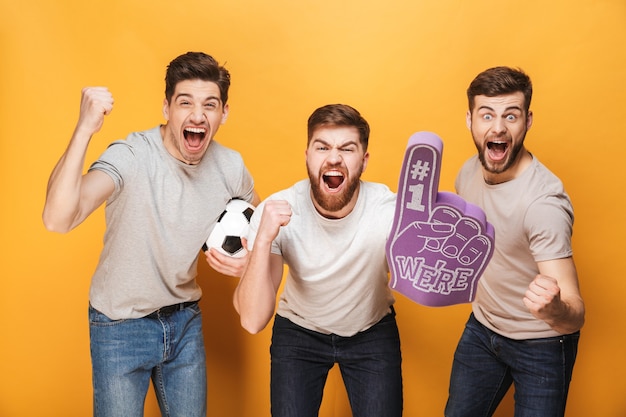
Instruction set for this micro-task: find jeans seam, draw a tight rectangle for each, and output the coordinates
[153,364,171,417]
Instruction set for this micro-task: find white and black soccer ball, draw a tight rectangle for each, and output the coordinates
[202,199,255,257]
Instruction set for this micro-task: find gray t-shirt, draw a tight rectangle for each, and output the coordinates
[88,126,255,319]
[248,180,396,337]
[456,155,574,339]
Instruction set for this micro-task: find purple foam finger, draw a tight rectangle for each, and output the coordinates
[392,132,443,232]
[386,132,495,306]
[458,234,492,266]
[464,200,491,230]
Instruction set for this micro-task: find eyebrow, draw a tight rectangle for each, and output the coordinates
[174,93,222,103]
[311,138,359,148]
[477,105,523,113]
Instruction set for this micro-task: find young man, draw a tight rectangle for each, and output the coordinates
[445,66,585,417]
[234,104,403,417]
[43,52,259,417]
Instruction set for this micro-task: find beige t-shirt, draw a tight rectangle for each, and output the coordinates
[456,155,574,339]
[248,180,396,337]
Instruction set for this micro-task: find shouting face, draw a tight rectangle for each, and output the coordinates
[306,125,369,218]
[161,79,229,165]
[467,92,533,184]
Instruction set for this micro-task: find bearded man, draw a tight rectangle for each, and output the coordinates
[234,104,403,417]
[445,66,585,417]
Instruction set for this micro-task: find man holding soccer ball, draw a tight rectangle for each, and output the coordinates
[43,52,259,417]
[234,104,402,416]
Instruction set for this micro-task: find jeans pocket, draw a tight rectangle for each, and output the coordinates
[186,302,201,316]
[88,304,127,327]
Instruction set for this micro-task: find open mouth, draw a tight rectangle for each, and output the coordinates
[183,127,207,150]
[323,170,345,190]
[486,140,509,161]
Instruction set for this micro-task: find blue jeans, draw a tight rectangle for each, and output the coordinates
[445,313,579,417]
[89,302,206,417]
[270,309,403,417]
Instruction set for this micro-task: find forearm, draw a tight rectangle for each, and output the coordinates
[546,296,585,335]
[234,242,281,334]
[530,258,585,335]
[44,86,114,233]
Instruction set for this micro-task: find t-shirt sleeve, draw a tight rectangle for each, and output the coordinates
[525,193,574,262]
[88,140,137,201]
[236,163,256,204]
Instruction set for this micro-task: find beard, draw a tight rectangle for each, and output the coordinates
[475,132,526,175]
[307,164,363,213]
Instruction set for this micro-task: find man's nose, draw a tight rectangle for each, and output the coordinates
[327,148,343,163]
[190,105,206,122]
[491,117,507,134]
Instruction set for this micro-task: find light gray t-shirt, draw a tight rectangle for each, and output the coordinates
[248,180,396,337]
[456,155,574,339]
[88,126,255,319]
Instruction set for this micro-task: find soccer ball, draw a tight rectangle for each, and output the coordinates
[202,199,255,257]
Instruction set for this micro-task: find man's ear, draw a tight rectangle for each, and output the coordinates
[221,103,230,125]
[362,151,370,172]
[162,98,170,121]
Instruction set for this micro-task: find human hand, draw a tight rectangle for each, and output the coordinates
[386,132,495,306]
[205,245,249,277]
[254,200,292,246]
[523,274,564,322]
[76,87,114,137]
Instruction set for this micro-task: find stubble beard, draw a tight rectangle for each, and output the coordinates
[475,132,526,175]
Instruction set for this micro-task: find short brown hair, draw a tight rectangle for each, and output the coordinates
[164,52,231,104]
[467,66,532,113]
[307,104,370,151]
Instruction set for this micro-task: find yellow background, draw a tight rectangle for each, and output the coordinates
[1,1,625,416]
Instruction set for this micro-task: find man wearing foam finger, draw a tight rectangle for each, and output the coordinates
[445,67,585,417]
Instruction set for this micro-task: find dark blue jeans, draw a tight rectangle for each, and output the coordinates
[445,313,579,417]
[270,309,403,417]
